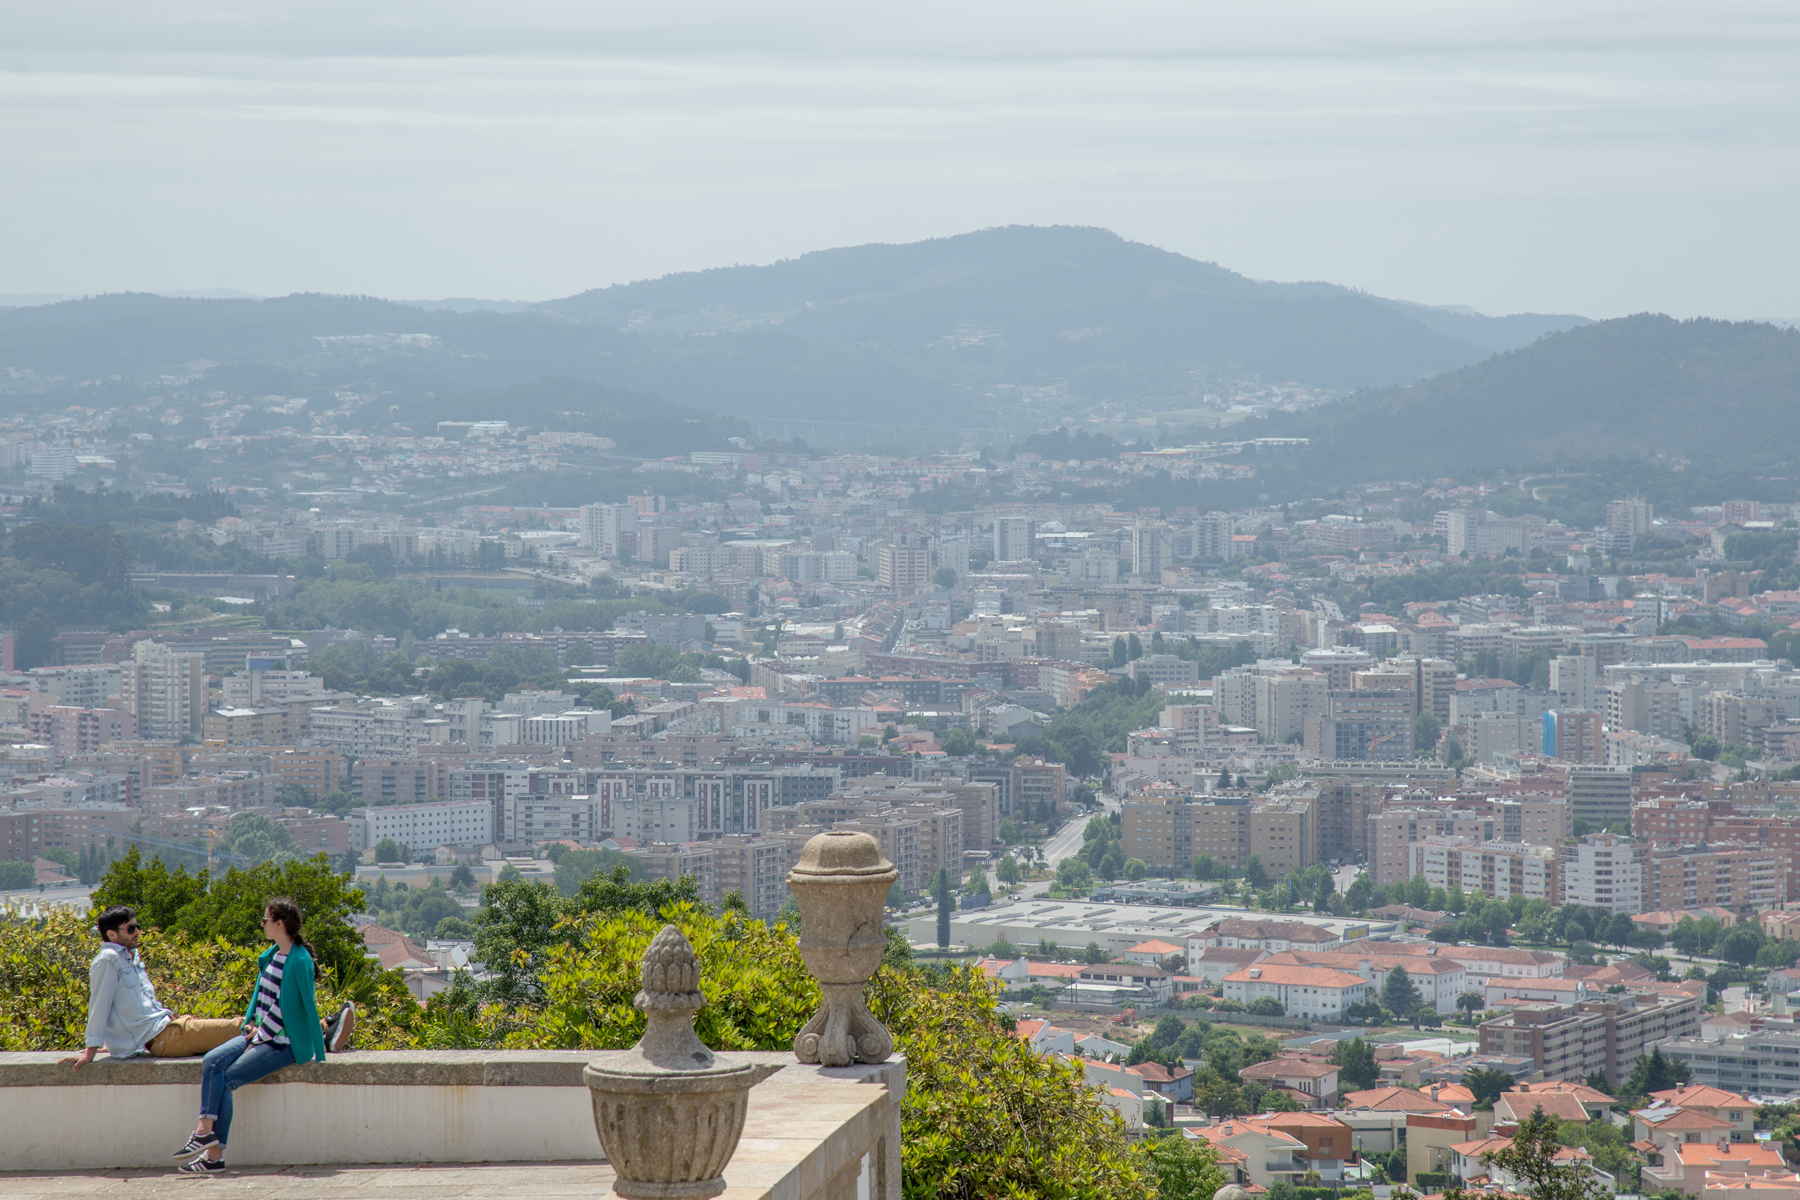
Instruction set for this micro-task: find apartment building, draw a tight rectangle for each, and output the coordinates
[1478,991,1701,1085]
[835,813,923,895]
[1303,689,1414,761]
[120,641,206,742]
[503,795,605,845]
[352,756,454,804]
[877,544,931,590]
[1543,709,1604,765]
[1311,778,1388,861]
[1192,795,1252,872]
[1123,790,1195,873]
[1368,808,1498,887]
[25,664,123,708]
[1251,793,1320,879]
[893,803,964,883]
[1492,797,1572,846]
[1016,758,1068,823]
[1603,678,1686,740]
[1567,767,1634,828]
[1560,834,1645,913]
[348,798,495,852]
[1409,837,1562,904]
[264,748,342,803]
[1643,843,1787,917]
[1700,693,1788,749]
[709,834,789,919]
[1662,1030,1800,1095]
[29,706,135,762]
[1254,671,1329,745]
[625,843,718,908]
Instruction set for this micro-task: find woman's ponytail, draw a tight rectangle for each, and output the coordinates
[264,896,320,981]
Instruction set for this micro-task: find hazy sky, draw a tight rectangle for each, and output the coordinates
[2,2,1796,318]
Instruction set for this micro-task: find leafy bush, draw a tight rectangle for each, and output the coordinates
[91,848,371,986]
[0,909,418,1052]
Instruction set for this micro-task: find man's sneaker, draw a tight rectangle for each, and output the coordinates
[179,1156,225,1173]
[325,1001,357,1052]
[172,1132,218,1160]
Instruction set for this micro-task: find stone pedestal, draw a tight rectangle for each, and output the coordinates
[785,830,899,1067]
[584,925,758,1200]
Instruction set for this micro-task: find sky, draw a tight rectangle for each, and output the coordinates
[1,2,1796,319]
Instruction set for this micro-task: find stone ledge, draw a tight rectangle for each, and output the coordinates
[0,1049,793,1089]
[0,1049,905,1195]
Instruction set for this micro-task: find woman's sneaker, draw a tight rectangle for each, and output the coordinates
[172,1132,219,1160]
[325,1001,357,1052]
[179,1156,225,1173]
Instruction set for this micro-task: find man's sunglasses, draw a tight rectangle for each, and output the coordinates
[123,923,140,933]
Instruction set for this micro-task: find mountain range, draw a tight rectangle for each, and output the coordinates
[2,226,1794,483]
[0,227,1584,434]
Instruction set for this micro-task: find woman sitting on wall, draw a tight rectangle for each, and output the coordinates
[173,896,328,1173]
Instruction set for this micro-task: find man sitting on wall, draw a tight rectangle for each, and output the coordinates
[61,905,357,1066]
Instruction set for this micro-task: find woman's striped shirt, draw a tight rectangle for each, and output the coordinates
[247,951,290,1046]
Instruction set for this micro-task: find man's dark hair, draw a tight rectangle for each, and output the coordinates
[96,905,136,942]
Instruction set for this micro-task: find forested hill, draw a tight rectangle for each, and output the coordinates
[1254,315,1800,485]
[0,227,1588,432]
[537,225,1586,394]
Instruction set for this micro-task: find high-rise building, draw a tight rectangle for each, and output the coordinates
[1131,521,1174,577]
[578,503,638,556]
[1605,498,1655,538]
[876,544,931,590]
[993,517,1036,563]
[1249,792,1319,879]
[120,641,205,742]
[1560,833,1645,913]
[1191,795,1251,871]
[1548,654,1597,712]
[1543,709,1604,764]
[709,834,790,918]
[1566,766,1633,828]
[1122,790,1194,873]
[1195,512,1235,560]
[1303,689,1414,761]
[1253,670,1329,745]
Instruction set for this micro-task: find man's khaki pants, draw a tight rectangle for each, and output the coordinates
[145,1016,242,1058]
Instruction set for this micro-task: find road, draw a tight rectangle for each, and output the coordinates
[1042,810,1095,870]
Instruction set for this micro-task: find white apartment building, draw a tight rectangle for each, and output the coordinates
[310,705,445,755]
[1254,670,1329,744]
[26,664,123,709]
[1409,836,1560,903]
[1560,833,1645,914]
[1549,654,1598,712]
[615,796,696,845]
[120,641,206,742]
[1221,964,1371,1020]
[994,517,1036,563]
[579,503,637,556]
[348,799,494,852]
[502,795,604,844]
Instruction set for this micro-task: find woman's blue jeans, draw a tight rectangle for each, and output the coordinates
[198,1036,294,1147]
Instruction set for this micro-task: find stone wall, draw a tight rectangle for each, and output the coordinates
[0,1048,903,1199]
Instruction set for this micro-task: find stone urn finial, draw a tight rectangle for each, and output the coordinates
[785,830,900,1066]
[583,925,758,1199]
